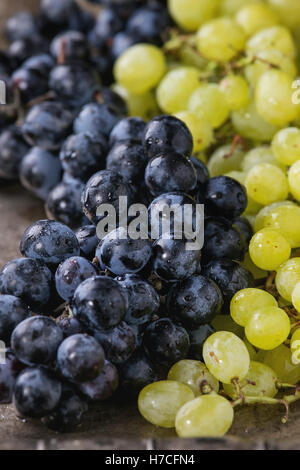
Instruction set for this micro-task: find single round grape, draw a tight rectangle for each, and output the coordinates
[241,146,284,173]
[288,160,300,202]
[203,331,250,384]
[223,361,278,399]
[249,229,291,271]
[208,144,244,177]
[276,258,300,302]
[292,282,300,313]
[220,0,260,16]
[189,84,229,129]
[175,394,234,438]
[254,201,297,233]
[245,163,289,206]
[114,44,166,95]
[235,3,279,37]
[230,288,278,327]
[156,67,200,114]
[264,344,300,384]
[196,18,246,63]
[211,315,244,339]
[138,380,194,428]
[263,205,300,248]
[168,360,219,396]
[255,70,299,127]
[219,75,249,111]
[168,0,219,32]
[174,111,213,153]
[272,127,300,166]
[246,25,296,59]
[268,0,300,31]
[245,306,290,350]
[244,49,297,87]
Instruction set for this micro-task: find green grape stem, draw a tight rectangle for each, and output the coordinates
[199,380,213,395]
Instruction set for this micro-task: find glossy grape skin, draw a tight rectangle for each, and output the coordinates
[81,170,134,224]
[202,217,246,264]
[207,144,244,178]
[0,351,24,404]
[157,67,200,114]
[189,84,229,129]
[143,115,193,160]
[8,36,48,69]
[114,44,166,95]
[11,316,63,366]
[168,360,219,396]
[188,324,215,362]
[175,111,213,153]
[245,49,297,87]
[138,380,194,428]
[119,349,159,397]
[45,180,85,228]
[11,66,49,104]
[245,307,290,350]
[292,282,300,313]
[97,227,152,276]
[145,152,197,197]
[235,3,279,37]
[75,225,98,260]
[0,295,31,344]
[57,334,104,383]
[167,275,223,329]
[175,394,233,437]
[203,331,250,384]
[262,205,300,249]
[246,25,296,59]
[268,0,300,31]
[272,127,300,166]
[190,157,209,189]
[94,321,136,364]
[201,176,247,220]
[42,387,88,433]
[230,288,277,327]
[0,126,30,180]
[264,344,300,385]
[72,276,128,331]
[275,258,300,302]
[74,103,122,138]
[0,258,52,309]
[153,235,201,282]
[60,132,107,183]
[55,256,98,301]
[143,318,190,369]
[106,140,148,186]
[13,367,62,418]
[20,219,80,267]
[288,161,300,202]
[249,229,291,271]
[233,217,253,245]
[77,360,118,402]
[50,30,90,64]
[117,274,160,326]
[219,75,250,111]
[242,146,284,174]
[203,259,255,307]
[109,117,146,147]
[22,102,74,152]
[19,147,62,201]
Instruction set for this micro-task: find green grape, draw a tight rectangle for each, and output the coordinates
[290,327,300,365]
[230,288,278,327]
[156,67,200,114]
[112,84,159,121]
[175,394,234,438]
[174,111,213,153]
[243,336,259,360]
[292,283,300,313]
[263,205,300,249]
[167,360,219,396]
[231,100,280,142]
[224,172,263,216]
[168,0,219,32]
[196,18,246,63]
[272,127,300,166]
[249,229,291,271]
[246,25,296,59]
[276,258,300,302]
[245,163,289,206]
[138,380,194,428]
[241,146,285,173]
[245,306,290,350]
[255,70,299,127]
[211,315,244,338]
[254,201,297,233]
[219,75,250,111]
[267,0,300,31]
[241,252,268,280]
[244,49,297,87]
[224,170,246,182]
[189,84,229,129]
[235,3,279,37]
[208,144,244,177]
[288,161,300,203]
[264,344,300,384]
[220,0,261,16]
[223,361,278,399]
[114,44,166,95]
[178,45,207,69]
[203,331,250,384]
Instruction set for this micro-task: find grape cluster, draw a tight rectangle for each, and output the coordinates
[1,0,300,440]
